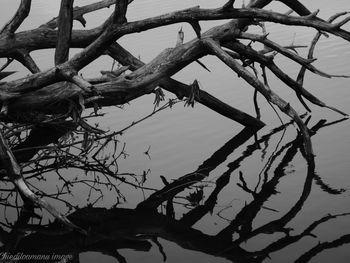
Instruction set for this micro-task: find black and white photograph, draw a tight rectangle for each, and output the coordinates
[0,1,349,262]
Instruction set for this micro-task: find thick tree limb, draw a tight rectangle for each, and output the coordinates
[58,67,94,93]
[281,0,311,15]
[114,0,128,24]
[55,0,74,65]
[0,0,31,36]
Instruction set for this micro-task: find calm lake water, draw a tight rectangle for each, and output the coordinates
[1,0,350,262]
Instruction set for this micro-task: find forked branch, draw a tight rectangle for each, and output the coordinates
[203,38,313,159]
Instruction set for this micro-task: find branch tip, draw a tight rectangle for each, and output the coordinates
[223,0,235,11]
[76,15,87,27]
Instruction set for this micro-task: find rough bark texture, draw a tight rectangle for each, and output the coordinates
[55,0,74,65]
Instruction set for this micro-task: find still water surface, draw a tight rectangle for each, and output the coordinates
[1,1,350,262]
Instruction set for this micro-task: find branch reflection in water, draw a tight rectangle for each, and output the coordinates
[0,116,349,263]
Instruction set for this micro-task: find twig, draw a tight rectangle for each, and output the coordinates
[0,128,85,234]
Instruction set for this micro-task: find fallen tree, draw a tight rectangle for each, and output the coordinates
[0,0,349,231]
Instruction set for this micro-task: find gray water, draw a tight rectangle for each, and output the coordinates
[1,0,350,262]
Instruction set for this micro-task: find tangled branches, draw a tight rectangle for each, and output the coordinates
[0,0,349,232]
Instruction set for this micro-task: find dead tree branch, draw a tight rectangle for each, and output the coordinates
[0,128,84,233]
[55,0,74,65]
[0,0,31,36]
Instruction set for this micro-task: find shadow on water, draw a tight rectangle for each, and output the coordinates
[0,117,349,263]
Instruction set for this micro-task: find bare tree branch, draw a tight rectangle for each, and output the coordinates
[42,0,119,29]
[11,49,40,73]
[203,38,313,159]
[0,0,31,36]
[106,43,265,128]
[55,0,74,65]
[0,128,84,233]
[114,0,128,24]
